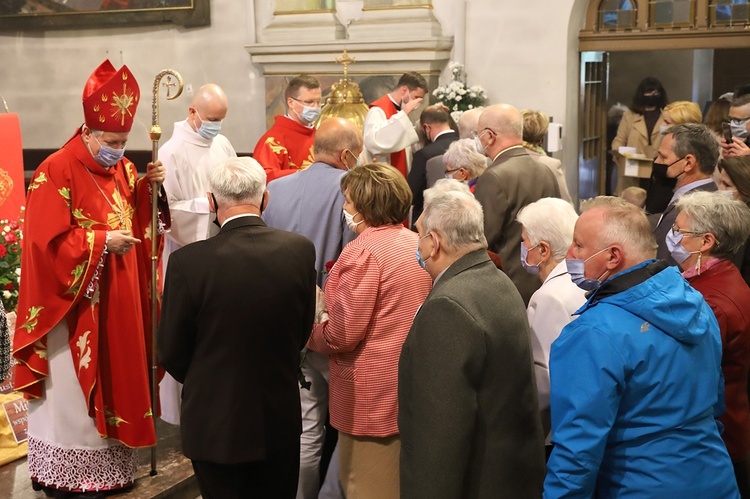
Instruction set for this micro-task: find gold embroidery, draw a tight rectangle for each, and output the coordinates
[76,330,92,372]
[111,83,136,127]
[67,262,87,295]
[108,189,134,231]
[28,172,47,192]
[33,340,47,360]
[19,306,43,334]
[72,209,102,230]
[264,137,289,156]
[58,187,71,208]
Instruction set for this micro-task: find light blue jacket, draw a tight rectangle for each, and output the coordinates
[263,162,356,286]
[544,260,738,498]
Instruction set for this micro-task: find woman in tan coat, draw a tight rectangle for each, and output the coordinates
[611,77,668,194]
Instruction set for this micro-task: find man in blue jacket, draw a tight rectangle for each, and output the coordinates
[544,196,738,498]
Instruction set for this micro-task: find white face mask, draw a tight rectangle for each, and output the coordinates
[343,208,363,232]
[718,188,738,200]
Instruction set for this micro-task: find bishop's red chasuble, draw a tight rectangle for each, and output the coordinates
[253,115,315,182]
[13,129,169,449]
[369,95,408,178]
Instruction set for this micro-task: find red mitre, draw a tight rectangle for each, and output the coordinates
[82,59,140,133]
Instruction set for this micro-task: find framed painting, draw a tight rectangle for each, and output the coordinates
[0,0,210,30]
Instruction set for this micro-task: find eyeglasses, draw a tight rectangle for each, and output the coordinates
[471,127,496,139]
[445,167,460,175]
[671,224,704,238]
[291,97,323,107]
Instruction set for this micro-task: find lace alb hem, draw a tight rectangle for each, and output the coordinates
[84,248,107,300]
[27,436,137,492]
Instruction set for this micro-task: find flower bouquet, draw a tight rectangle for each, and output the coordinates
[0,217,22,313]
[432,62,488,122]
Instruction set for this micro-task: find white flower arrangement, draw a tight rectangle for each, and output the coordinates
[433,62,487,121]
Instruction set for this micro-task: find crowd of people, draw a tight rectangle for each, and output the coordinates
[5,60,750,499]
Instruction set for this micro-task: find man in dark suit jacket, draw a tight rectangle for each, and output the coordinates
[652,124,719,265]
[158,156,316,499]
[400,180,545,498]
[408,105,458,228]
[474,104,560,305]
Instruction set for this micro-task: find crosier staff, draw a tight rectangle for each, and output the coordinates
[149,69,183,476]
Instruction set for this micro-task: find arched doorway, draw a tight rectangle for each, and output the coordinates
[576,0,750,200]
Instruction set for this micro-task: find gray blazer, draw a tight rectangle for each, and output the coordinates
[399,249,546,498]
[425,154,445,189]
[474,146,560,305]
[263,161,356,285]
[653,180,717,265]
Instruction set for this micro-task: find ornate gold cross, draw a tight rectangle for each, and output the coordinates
[335,49,356,80]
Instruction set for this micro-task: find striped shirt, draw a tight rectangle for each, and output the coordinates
[307,224,432,437]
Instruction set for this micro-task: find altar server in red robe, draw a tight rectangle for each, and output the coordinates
[363,72,427,178]
[253,74,321,182]
[12,59,169,497]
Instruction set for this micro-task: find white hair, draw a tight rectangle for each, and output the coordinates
[582,196,658,259]
[422,179,487,253]
[516,198,578,261]
[209,156,266,207]
[443,139,488,178]
[675,190,750,260]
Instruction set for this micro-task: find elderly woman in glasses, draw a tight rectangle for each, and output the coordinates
[306,162,432,498]
[515,197,587,456]
[670,190,750,496]
[442,138,488,193]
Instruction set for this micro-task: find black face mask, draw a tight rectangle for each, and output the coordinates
[211,193,221,228]
[651,162,678,190]
[642,94,661,107]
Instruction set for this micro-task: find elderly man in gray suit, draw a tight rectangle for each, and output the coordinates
[399,180,545,499]
[263,116,360,499]
[474,104,560,305]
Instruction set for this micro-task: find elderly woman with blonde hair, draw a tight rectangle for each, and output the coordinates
[516,197,587,456]
[670,190,750,496]
[442,138,488,192]
[306,162,432,498]
[521,109,572,203]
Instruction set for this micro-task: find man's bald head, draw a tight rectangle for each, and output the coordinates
[458,107,483,139]
[476,104,524,159]
[314,117,363,170]
[190,83,229,122]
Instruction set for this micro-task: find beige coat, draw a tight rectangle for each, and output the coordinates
[611,109,665,194]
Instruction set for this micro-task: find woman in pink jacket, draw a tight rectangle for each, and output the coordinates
[307,162,432,498]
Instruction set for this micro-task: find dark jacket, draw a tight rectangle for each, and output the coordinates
[408,131,459,227]
[158,216,316,464]
[399,249,545,498]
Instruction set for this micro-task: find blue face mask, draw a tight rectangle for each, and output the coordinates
[291,99,322,124]
[195,110,222,140]
[520,242,540,275]
[91,135,125,167]
[565,247,611,291]
[665,229,699,265]
[415,233,432,270]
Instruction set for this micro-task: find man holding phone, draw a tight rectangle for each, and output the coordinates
[723,94,750,158]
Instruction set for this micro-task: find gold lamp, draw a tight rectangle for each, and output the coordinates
[316,49,369,131]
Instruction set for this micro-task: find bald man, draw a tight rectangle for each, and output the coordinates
[263,117,361,499]
[473,104,560,305]
[159,83,237,425]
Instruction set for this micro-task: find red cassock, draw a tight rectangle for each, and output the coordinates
[13,128,169,449]
[252,115,315,182]
[369,95,408,178]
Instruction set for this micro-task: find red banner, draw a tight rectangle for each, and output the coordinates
[0,114,25,221]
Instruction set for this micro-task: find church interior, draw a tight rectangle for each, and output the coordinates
[1,0,750,497]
